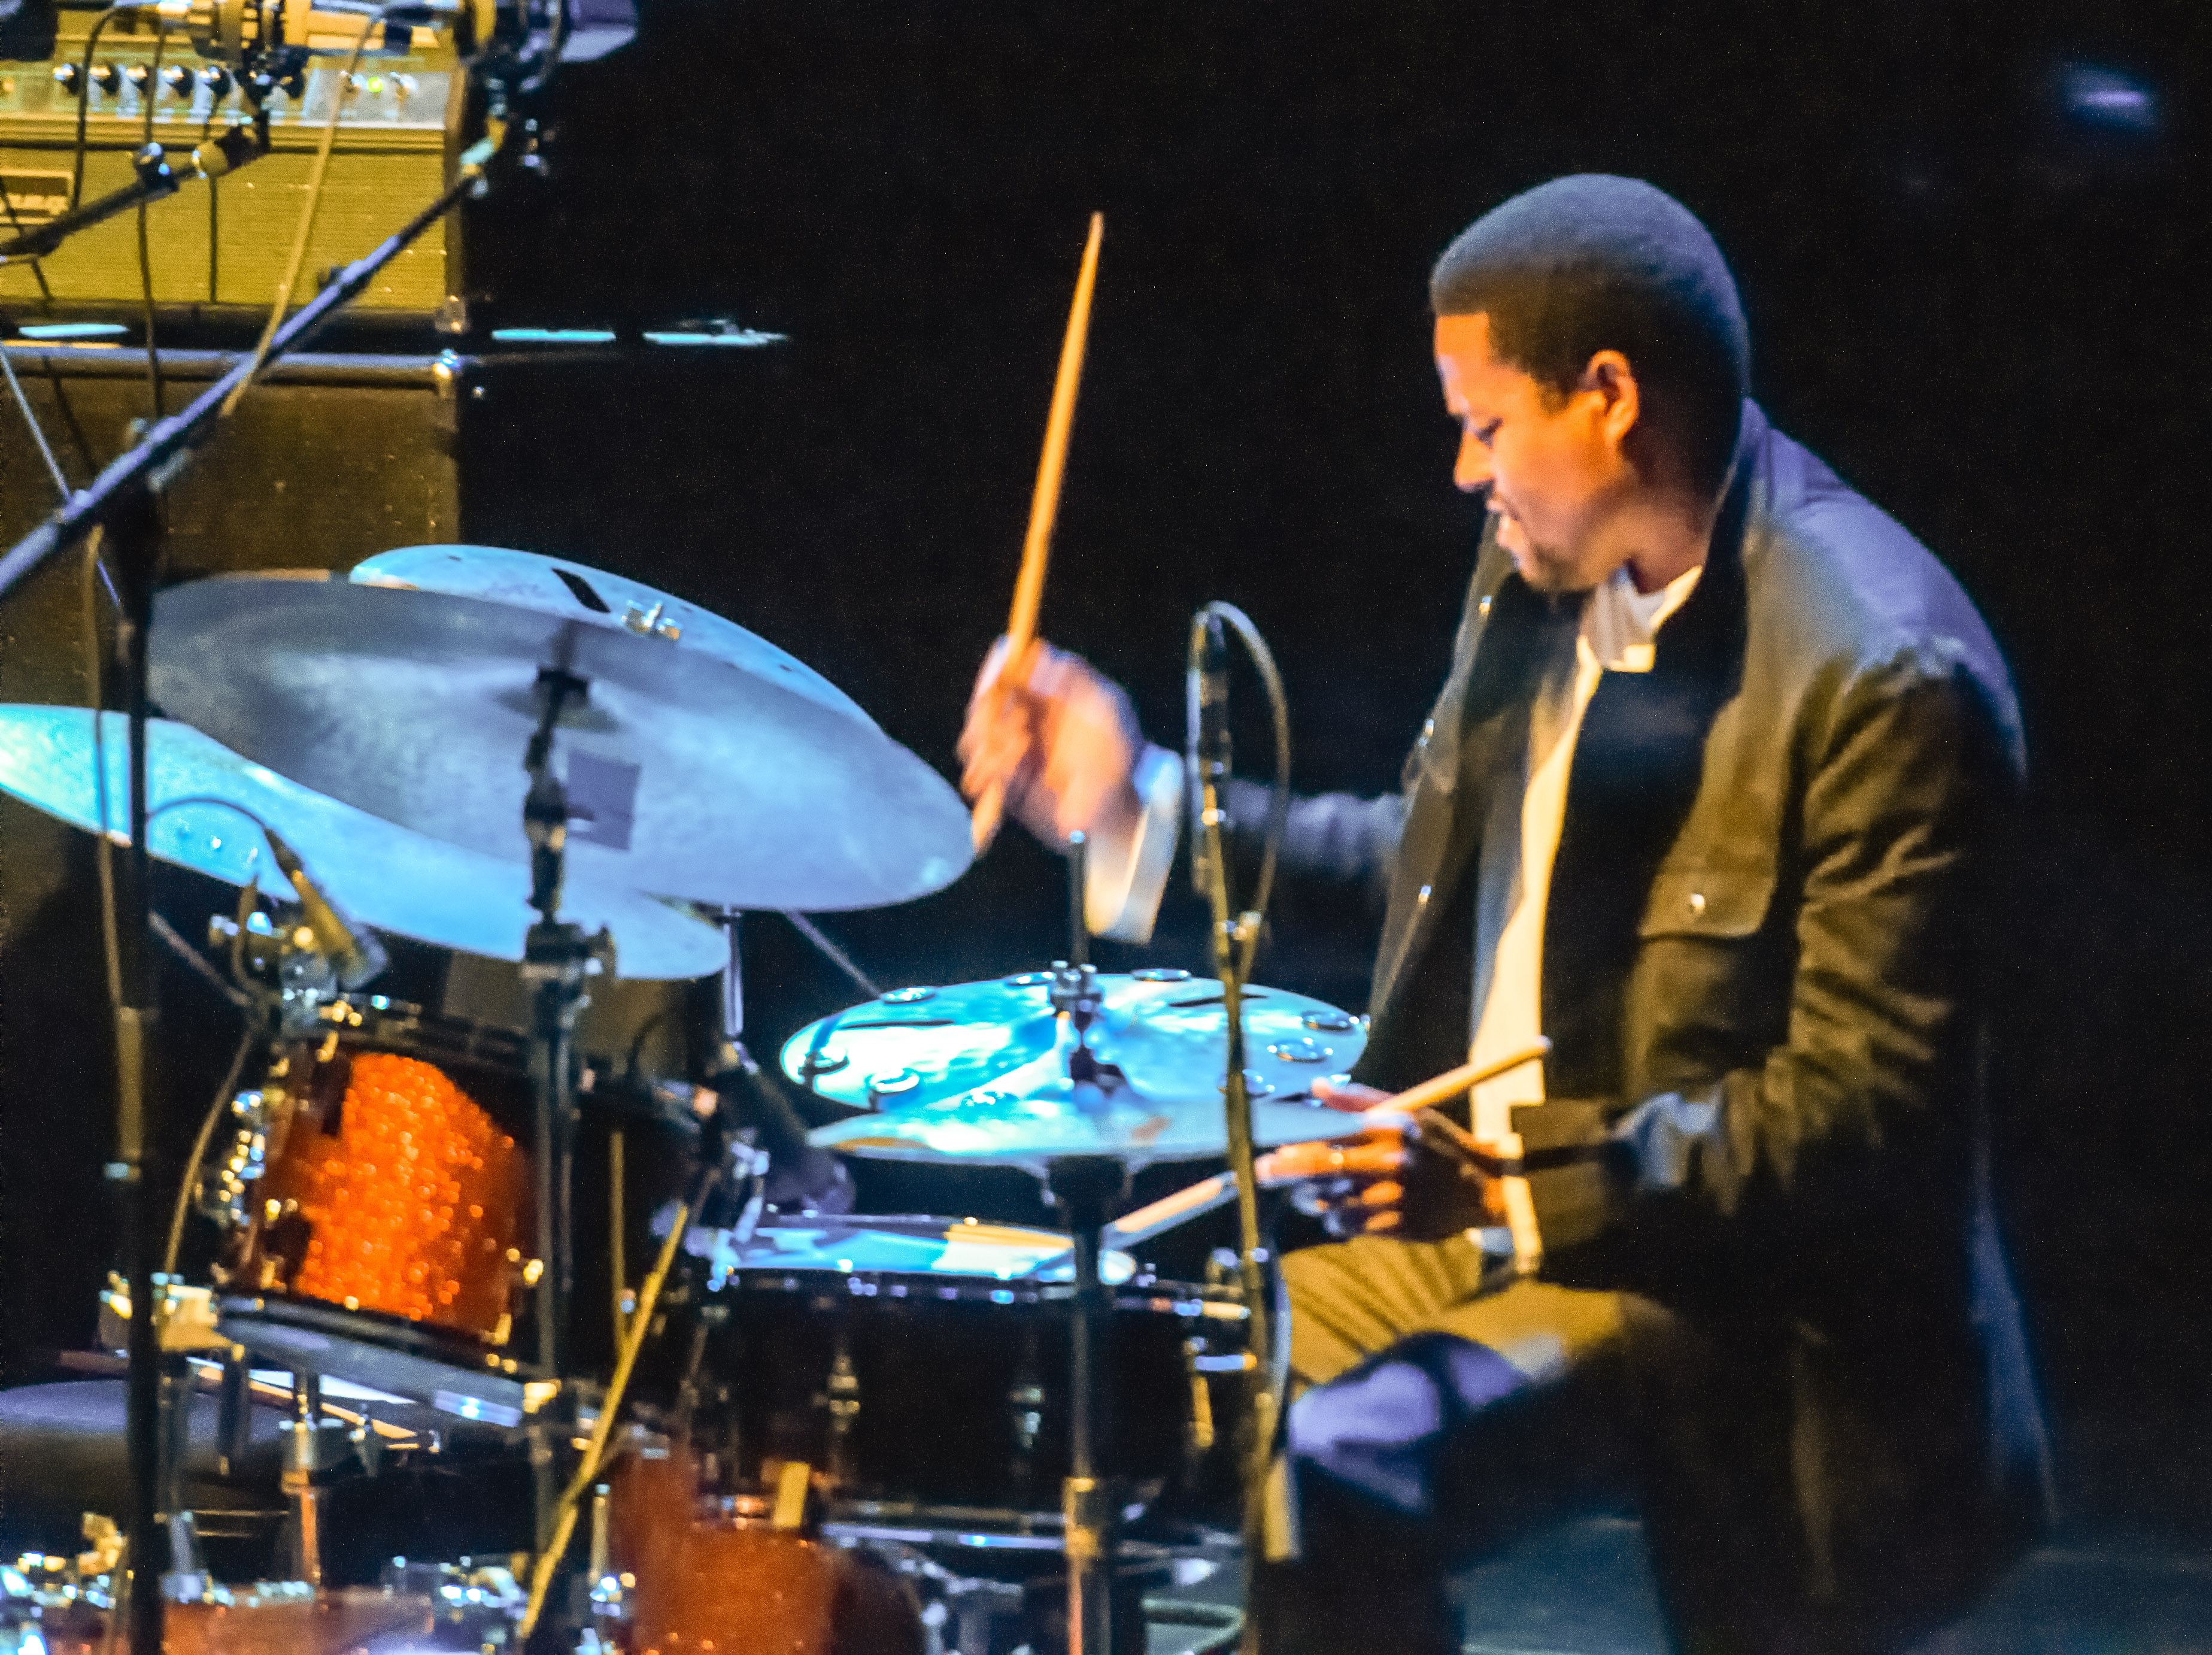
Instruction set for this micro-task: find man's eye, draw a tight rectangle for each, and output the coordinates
[1468,419,1500,447]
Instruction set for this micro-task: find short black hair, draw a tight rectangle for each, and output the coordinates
[1431,175,1750,494]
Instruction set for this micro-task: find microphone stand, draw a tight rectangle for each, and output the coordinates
[0,124,268,264]
[1187,609,1273,1655]
[0,121,515,1655]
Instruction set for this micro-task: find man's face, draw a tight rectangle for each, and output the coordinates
[1434,312,1639,594]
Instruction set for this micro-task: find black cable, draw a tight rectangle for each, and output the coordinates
[70,7,126,213]
[163,1015,260,1275]
[135,17,167,417]
[203,107,217,301]
[1193,600,1293,924]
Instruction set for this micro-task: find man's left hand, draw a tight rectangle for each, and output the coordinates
[1265,1080,1509,1241]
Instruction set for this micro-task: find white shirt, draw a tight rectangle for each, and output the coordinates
[1467,562,1702,1136]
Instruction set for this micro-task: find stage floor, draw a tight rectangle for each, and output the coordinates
[1158,1517,2212,1654]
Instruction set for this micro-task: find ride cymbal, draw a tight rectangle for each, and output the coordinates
[791,971,1370,1171]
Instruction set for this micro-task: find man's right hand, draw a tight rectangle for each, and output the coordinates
[959,636,1146,848]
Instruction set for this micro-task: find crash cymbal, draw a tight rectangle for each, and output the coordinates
[0,705,729,978]
[349,546,870,725]
[147,571,973,912]
[791,970,1370,1170]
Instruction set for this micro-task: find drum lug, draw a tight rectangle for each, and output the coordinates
[1008,1327,1045,1493]
[197,1089,271,1231]
[819,1334,861,1487]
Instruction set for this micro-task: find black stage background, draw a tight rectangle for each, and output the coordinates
[4,0,2209,1547]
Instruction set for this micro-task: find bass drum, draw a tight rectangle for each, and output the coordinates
[691,1217,1249,1527]
[606,1441,922,1655]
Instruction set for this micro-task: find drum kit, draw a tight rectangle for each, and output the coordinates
[0,544,1392,1655]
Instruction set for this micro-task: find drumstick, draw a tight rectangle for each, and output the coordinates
[1366,1038,1550,1119]
[1101,1041,1550,1248]
[971,211,1106,851]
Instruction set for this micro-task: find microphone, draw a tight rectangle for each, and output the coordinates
[262,828,389,990]
[1186,606,1231,897]
[711,1041,855,1216]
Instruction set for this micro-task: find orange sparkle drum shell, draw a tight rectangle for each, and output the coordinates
[608,1446,922,1655]
[34,1588,438,1655]
[224,1004,533,1349]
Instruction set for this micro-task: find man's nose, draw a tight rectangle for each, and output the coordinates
[1454,428,1493,493]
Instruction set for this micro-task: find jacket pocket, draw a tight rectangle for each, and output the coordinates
[1637,865,1778,941]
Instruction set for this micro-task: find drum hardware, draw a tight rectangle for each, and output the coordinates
[1008,1333,1045,1495]
[818,1338,861,1491]
[1043,1155,1126,1655]
[279,1374,326,1587]
[162,1511,210,1606]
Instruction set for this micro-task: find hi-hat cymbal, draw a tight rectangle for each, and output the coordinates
[0,705,730,978]
[791,971,1371,1171]
[147,571,973,913]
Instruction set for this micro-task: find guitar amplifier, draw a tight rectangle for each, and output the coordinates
[0,4,458,311]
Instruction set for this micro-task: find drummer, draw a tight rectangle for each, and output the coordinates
[958,175,2050,1655]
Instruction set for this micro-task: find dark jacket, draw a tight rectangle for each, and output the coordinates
[1248,404,2052,1647]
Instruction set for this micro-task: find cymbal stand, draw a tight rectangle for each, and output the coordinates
[518,662,614,1560]
[1046,1154,1128,1655]
[1039,962,1128,1655]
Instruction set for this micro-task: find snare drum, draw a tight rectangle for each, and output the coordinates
[692,1218,1247,1523]
[205,998,535,1404]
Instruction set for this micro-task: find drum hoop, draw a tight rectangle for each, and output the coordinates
[286,996,533,1078]
[717,1269,1241,1318]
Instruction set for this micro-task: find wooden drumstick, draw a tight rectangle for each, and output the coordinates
[971,211,1105,851]
[1100,1041,1551,1247]
[1360,1038,1551,1120]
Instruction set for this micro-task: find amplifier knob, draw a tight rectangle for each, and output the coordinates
[125,63,152,93]
[198,66,230,96]
[89,63,122,95]
[163,63,193,94]
[51,62,80,95]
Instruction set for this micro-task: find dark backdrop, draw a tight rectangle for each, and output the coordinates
[459,0,2212,1530]
[5,0,2209,1540]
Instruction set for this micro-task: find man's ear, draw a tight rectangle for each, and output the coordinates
[1579,350,1641,453]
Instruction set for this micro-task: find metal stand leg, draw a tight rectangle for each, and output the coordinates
[100,490,168,1655]
[281,1374,324,1586]
[1048,1154,1128,1655]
